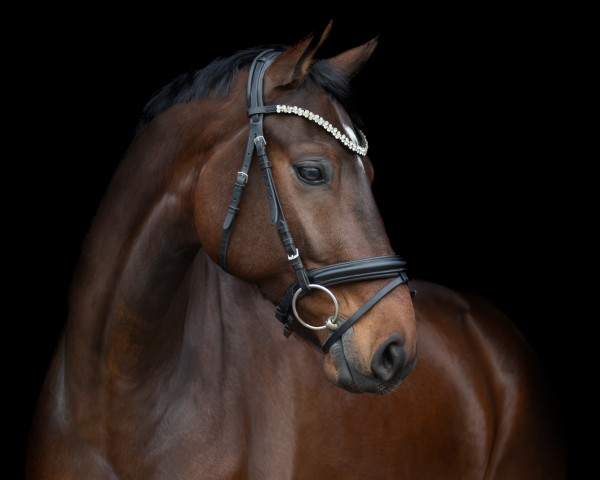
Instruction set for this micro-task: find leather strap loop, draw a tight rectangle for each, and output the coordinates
[247,105,278,116]
[275,254,408,324]
[321,275,406,353]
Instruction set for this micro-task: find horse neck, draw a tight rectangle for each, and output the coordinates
[64,98,243,388]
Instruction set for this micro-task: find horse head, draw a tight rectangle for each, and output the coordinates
[194,24,417,394]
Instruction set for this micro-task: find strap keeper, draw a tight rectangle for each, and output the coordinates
[236,171,248,185]
[255,138,268,157]
[282,320,294,338]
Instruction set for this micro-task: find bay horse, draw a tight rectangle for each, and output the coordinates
[26,24,566,479]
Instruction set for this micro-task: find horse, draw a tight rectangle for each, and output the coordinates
[25,23,566,479]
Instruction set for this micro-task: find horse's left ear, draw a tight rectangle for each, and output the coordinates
[322,36,379,81]
[265,21,333,90]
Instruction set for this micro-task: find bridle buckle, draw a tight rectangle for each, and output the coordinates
[236,171,248,185]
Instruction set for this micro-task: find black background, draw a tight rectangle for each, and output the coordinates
[13,7,580,477]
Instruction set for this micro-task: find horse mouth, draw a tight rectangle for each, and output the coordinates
[328,333,417,394]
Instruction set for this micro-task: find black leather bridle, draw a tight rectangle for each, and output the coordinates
[219,49,411,354]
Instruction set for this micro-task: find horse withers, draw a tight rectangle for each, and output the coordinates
[26,22,566,479]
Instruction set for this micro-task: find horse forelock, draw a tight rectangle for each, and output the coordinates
[135,44,363,133]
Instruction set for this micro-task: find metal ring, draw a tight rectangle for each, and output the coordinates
[291,284,339,331]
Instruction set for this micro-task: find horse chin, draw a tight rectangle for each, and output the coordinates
[325,334,417,395]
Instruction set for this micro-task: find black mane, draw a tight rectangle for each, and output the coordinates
[136,43,362,131]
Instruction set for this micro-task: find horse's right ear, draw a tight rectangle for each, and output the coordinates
[322,36,379,81]
[265,21,333,90]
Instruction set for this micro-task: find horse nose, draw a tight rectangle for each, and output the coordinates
[371,333,412,382]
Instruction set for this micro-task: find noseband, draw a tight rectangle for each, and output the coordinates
[219,49,411,354]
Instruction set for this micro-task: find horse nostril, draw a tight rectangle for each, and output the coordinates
[381,342,401,370]
[371,333,407,382]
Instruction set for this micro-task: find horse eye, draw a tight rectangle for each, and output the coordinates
[297,166,324,184]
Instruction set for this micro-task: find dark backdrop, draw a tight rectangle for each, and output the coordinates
[14,8,576,477]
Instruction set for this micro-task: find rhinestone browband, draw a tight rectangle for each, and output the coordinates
[275,105,368,156]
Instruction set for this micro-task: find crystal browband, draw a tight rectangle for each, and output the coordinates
[274,105,368,156]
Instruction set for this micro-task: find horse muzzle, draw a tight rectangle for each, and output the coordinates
[327,330,417,394]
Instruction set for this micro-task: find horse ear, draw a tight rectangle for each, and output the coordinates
[265,20,333,89]
[323,36,379,81]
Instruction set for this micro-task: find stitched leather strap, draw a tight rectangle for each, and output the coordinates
[220,51,279,271]
[276,254,407,324]
[219,49,310,336]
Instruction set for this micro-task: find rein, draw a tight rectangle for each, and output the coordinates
[219,49,410,353]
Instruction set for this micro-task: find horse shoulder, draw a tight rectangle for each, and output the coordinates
[411,279,566,479]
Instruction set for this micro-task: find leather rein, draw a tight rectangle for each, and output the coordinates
[219,49,410,354]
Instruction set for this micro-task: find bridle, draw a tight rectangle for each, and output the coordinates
[219,49,411,354]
